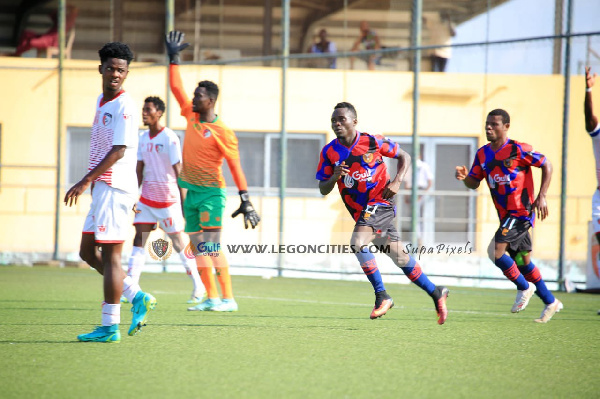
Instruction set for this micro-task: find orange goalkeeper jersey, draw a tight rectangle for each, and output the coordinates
[169,64,245,190]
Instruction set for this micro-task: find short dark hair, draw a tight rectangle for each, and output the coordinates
[144,96,165,113]
[334,102,357,119]
[198,80,219,100]
[488,108,510,124]
[99,42,134,65]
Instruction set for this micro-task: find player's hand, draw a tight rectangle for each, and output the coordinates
[455,165,468,180]
[586,66,596,89]
[231,190,261,229]
[64,178,91,207]
[382,180,401,200]
[132,203,141,214]
[332,161,349,180]
[165,31,190,65]
[533,194,548,221]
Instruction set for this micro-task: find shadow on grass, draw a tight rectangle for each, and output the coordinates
[1,308,94,311]
[0,340,80,344]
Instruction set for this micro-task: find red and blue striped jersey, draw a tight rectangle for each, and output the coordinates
[468,139,546,224]
[316,131,400,221]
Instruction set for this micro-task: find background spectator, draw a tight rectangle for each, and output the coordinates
[424,11,455,72]
[350,21,381,70]
[307,28,337,69]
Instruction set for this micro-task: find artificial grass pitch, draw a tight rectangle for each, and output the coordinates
[0,266,598,398]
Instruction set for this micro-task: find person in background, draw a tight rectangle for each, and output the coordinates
[424,11,455,72]
[307,28,337,69]
[13,4,78,57]
[350,21,381,71]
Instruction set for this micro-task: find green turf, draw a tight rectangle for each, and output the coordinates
[0,266,598,398]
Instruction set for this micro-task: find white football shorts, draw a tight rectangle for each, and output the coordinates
[82,181,136,243]
[133,201,185,234]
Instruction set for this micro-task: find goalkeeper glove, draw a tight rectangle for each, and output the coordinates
[231,190,260,229]
[165,30,190,65]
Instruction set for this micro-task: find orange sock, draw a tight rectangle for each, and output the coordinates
[195,255,219,299]
[213,252,233,299]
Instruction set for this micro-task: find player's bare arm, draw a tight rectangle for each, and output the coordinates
[64,145,126,206]
[585,66,598,132]
[382,148,410,200]
[136,160,144,188]
[455,165,480,189]
[533,159,552,221]
[319,161,349,196]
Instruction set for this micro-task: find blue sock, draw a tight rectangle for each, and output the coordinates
[495,254,529,290]
[518,261,555,305]
[355,249,385,293]
[400,256,435,295]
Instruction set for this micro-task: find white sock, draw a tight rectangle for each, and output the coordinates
[179,251,203,296]
[122,275,141,303]
[101,302,120,326]
[127,246,146,285]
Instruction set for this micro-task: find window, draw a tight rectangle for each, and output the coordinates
[67,127,170,186]
[223,133,326,196]
[67,127,91,186]
[67,127,325,196]
[384,135,477,245]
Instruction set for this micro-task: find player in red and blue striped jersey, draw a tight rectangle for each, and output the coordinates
[316,102,449,324]
[456,108,562,323]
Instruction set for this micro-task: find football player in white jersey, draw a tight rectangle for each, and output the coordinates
[585,66,600,246]
[64,42,156,343]
[124,96,204,303]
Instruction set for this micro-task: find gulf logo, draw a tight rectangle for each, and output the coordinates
[184,242,196,259]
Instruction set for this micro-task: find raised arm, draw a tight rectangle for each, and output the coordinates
[585,66,598,132]
[166,31,191,108]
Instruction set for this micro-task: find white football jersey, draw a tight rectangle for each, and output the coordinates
[589,122,600,187]
[89,91,139,196]
[137,127,182,208]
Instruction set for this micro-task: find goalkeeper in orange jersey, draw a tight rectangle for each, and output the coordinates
[165,31,260,312]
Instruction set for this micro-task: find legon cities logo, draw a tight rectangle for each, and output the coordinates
[148,238,173,261]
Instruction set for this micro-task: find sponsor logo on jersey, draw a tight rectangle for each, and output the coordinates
[488,173,511,188]
[351,169,372,182]
[102,113,112,126]
[343,174,354,188]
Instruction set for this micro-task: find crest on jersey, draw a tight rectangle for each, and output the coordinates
[155,144,163,153]
[363,153,374,163]
[149,238,173,261]
[503,159,513,168]
[203,129,212,138]
[102,113,113,126]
